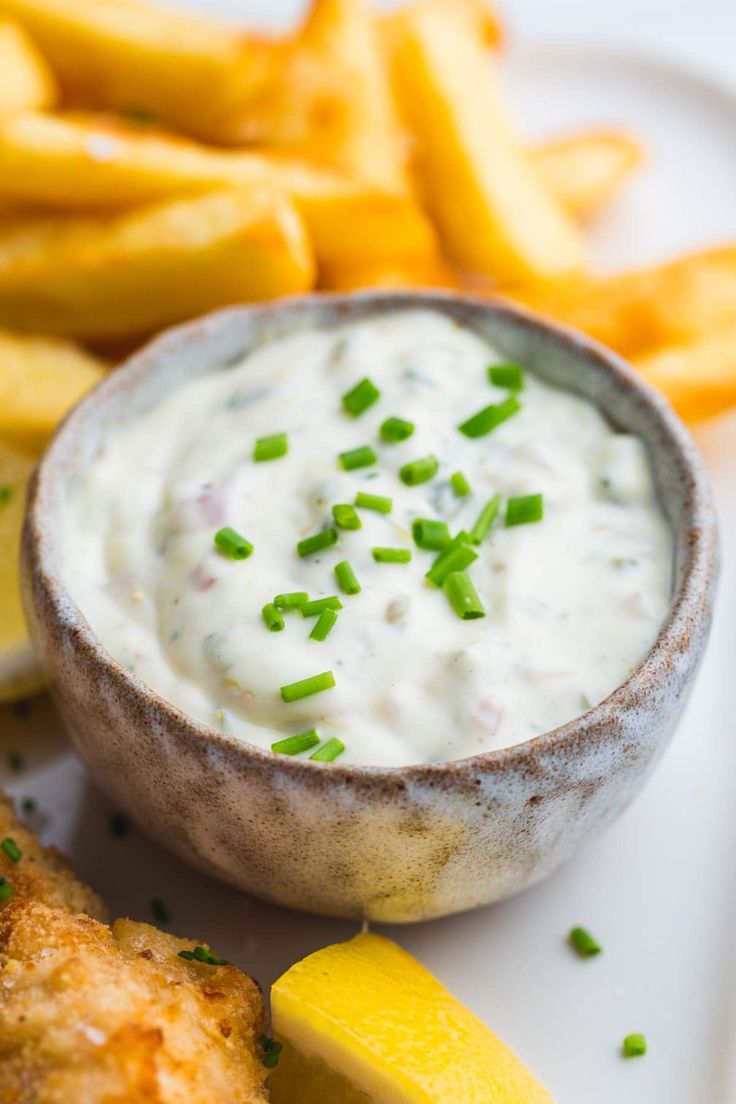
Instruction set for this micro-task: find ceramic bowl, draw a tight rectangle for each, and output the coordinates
[21,291,718,922]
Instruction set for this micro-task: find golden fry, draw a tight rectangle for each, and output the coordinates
[380,0,504,51]
[0,330,106,448]
[0,111,440,276]
[634,325,736,422]
[0,0,274,143]
[225,0,408,190]
[0,188,315,341]
[531,130,644,220]
[0,19,57,115]
[319,256,458,291]
[385,2,585,283]
[518,246,736,357]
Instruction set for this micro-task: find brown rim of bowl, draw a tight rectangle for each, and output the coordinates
[25,290,718,786]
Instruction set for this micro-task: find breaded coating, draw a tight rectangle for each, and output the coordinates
[0,791,106,919]
[0,795,269,1103]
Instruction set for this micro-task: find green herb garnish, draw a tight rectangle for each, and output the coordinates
[568,926,602,958]
[262,602,285,632]
[399,455,438,486]
[622,1034,647,1058]
[342,377,380,417]
[309,608,338,641]
[280,671,335,702]
[297,528,338,558]
[372,547,412,564]
[310,737,346,763]
[469,493,502,544]
[334,560,361,595]
[458,395,520,438]
[412,518,451,552]
[505,493,543,527]
[258,1035,284,1069]
[274,592,309,611]
[332,503,362,530]
[426,534,477,587]
[178,945,228,966]
[300,596,343,617]
[0,485,12,506]
[354,491,392,514]
[1,838,21,863]
[0,878,12,902]
[488,363,524,390]
[380,416,415,443]
[253,432,288,462]
[271,729,321,756]
[339,445,377,471]
[20,797,36,816]
[443,571,485,620]
[151,898,170,923]
[450,471,471,497]
[214,526,253,560]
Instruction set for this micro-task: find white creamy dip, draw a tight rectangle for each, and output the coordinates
[62,309,672,766]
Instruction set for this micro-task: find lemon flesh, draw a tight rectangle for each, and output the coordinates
[269,932,553,1104]
[0,438,43,702]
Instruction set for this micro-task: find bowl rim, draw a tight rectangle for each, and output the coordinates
[24,289,719,784]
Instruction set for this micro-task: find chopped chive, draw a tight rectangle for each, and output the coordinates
[274,591,309,611]
[214,526,253,560]
[310,608,338,641]
[300,596,342,617]
[332,503,362,530]
[450,471,471,497]
[469,493,502,544]
[412,518,451,552]
[505,493,543,527]
[399,455,438,486]
[1,838,21,863]
[0,877,12,902]
[262,602,285,632]
[258,1036,284,1069]
[0,485,12,506]
[443,571,486,620]
[109,812,129,837]
[489,362,525,390]
[372,547,412,564]
[380,416,415,443]
[354,491,392,514]
[622,1034,647,1059]
[342,377,380,417]
[339,445,377,471]
[568,926,602,958]
[271,729,320,755]
[280,670,335,702]
[310,737,345,762]
[426,535,477,587]
[151,897,170,923]
[297,528,338,558]
[253,432,288,462]
[334,560,361,595]
[178,945,228,966]
[458,395,521,438]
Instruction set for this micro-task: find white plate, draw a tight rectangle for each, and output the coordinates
[3,22,736,1104]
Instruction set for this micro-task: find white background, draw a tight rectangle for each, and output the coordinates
[3,2,736,1101]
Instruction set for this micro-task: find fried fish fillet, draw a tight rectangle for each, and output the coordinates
[0,793,269,1104]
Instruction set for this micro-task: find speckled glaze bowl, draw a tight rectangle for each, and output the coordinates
[22,292,718,922]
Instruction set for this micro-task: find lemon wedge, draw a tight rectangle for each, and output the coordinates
[269,932,553,1104]
[0,437,43,702]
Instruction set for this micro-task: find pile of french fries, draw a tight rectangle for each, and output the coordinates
[0,0,733,445]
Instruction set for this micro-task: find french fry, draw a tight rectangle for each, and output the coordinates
[0,188,316,341]
[517,246,736,357]
[380,0,503,52]
[0,19,57,115]
[634,326,736,422]
[0,112,441,277]
[385,2,585,283]
[0,0,275,143]
[225,0,408,191]
[319,256,458,292]
[531,130,644,220]
[0,330,106,448]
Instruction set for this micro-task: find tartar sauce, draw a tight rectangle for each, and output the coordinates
[62,309,672,765]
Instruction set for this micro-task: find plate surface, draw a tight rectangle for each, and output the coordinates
[3,11,736,1103]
